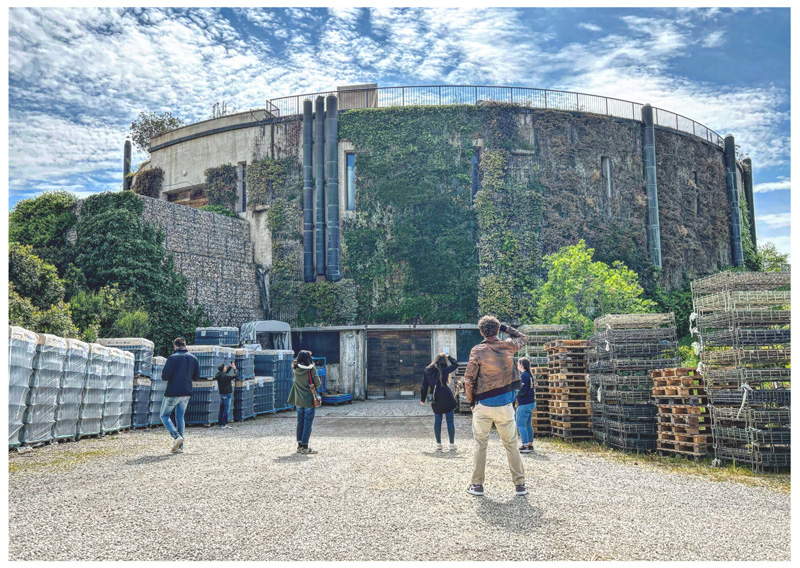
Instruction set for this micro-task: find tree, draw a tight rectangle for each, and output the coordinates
[9,190,77,272]
[9,243,66,310]
[129,111,185,154]
[757,242,789,272]
[534,240,657,337]
[9,283,79,338]
[69,285,144,342]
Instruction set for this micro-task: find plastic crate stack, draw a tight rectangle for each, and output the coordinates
[531,366,551,437]
[651,368,711,458]
[519,324,570,367]
[546,340,592,441]
[234,348,255,379]
[21,334,67,446]
[186,345,233,379]
[101,348,126,435]
[186,380,226,426]
[118,351,135,430]
[132,377,151,429]
[254,350,294,411]
[234,379,256,421]
[53,339,89,441]
[254,376,276,415]
[691,271,791,472]
[8,327,38,448]
[147,357,167,427]
[78,344,110,438]
[97,338,154,378]
[590,313,679,453]
[195,327,239,346]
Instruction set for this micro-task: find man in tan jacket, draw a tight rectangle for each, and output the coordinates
[463,315,528,496]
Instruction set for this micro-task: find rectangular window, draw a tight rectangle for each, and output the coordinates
[601,156,613,199]
[291,331,340,365]
[346,152,356,210]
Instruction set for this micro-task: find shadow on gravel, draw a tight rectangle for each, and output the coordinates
[125,454,175,466]
[421,451,464,459]
[272,454,310,463]
[521,451,550,462]
[475,497,541,533]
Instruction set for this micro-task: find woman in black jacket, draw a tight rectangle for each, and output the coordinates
[420,353,460,452]
[515,357,536,453]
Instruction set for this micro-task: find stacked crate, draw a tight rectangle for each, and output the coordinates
[195,327,239,346]
[21,334,67,446]
[101,348,126,435]
[186,345,234,379]
[546,340,592,441]
[691,271,791,472]
[52,339,89,441]
[652,368,711,458]
[590,313,679,453]
[132,378,151,429]
[78,344,110,438]
[186,381,227,426]
[147,357,167,427]
[254,376,276,415]
[118,351,135,430]
[97,338,154,378]
[254,350,294,411]
[519,324,571,367]
[234,379,256,421]
[8,327,38,448]
[531,366,551,437]
[234,348,255,379]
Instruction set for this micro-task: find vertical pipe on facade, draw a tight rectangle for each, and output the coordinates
[724,135,744,267]
[302,100,314,282]
[123,138,132,191]
[742,157,757,248]
[314,96,326,276]
[641,104,663,269]
[325,95,341,282]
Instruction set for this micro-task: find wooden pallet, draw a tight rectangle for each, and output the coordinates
[656,405,707,415]
[652,385,705,397]
[652,376,703,388]
[651,368,699,379]
[657,440,711,457]
[657,423,710,436]
[657,432,711,444]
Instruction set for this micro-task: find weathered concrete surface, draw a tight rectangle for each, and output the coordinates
[8,401,790,562]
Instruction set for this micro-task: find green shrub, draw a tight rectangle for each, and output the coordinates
[204,164,239,211]
[9,243,66,310]
[111,309,151,338]
[9,190,77,272]
[131,167,164,198]
[9,283,79,338]
[199,204,239,218]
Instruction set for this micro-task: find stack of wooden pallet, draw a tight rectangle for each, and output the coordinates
[546,340,592,441]
[652,368,711,458]
[531,366,551,437]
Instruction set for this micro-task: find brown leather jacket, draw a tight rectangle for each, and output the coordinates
[463,325,527,404]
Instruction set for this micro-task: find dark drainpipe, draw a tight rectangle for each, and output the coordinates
[641,104,663,269]
[314,96,326,277]
[302,100,314,282]
[123,138,132,191]
[742,157,757,248]
[325,95,341,282]
[724,135,744,267]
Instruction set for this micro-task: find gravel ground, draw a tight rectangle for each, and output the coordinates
[8,400,790,561]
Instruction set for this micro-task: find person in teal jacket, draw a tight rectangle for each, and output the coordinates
[287,350,321,454]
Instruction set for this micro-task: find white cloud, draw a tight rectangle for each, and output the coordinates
[754,178,790,193]
[756,213,792,229]
[701,30,726,48]
[578,23,601,32]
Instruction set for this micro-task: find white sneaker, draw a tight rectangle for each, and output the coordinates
[224,425,233,429]
[449,444,457,452]
[171,435,184,452]
[436,444,443,452]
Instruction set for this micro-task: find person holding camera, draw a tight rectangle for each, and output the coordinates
[214,360,238,429]
[463,316,528,497]
[420,352,460,452]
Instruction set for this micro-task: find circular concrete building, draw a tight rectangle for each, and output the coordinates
[141,84,755,328]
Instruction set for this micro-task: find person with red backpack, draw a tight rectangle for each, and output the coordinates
[287,350,321,454]
[420,353,460,452]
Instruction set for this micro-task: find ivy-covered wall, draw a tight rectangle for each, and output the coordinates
[247,105,736,326]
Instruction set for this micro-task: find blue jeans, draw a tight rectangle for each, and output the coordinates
[296,406,316,445]
[218,393,232,426]
[161,396,190,440]
[434,410,455,444]
[516,402,536,445]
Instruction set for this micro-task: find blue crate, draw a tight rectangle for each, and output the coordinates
[97,338,154,377]
[253,377,276,415]
[234,380,256,421]
[195,327,239,347]
[132,381,151,428]
[186,346,233,379]
[234,348,255,379]
[186,383,220,425]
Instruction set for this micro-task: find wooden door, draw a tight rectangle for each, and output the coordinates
[367,330,432,399]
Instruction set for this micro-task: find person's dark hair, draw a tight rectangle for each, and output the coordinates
[174,337,187,349]
[292,350,313,369]
[477,315,500,338]
[518,357,532,375]
[426,353,452,385]
[218,363,225,372]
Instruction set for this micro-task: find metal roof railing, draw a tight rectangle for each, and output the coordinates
[267,85,724,147]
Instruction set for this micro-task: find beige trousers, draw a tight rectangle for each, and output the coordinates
[470,403,525,486]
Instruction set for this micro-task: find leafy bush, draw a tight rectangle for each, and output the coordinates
[534,240,656,337]
[9,283,79,338]
[69,285,140,342]
[111,309,151,338]
[131,167,164,198]
[130,111,184,154]
[245,157,290,208]
[9,243,66,310]
[9,190,77,271]
[199,204,239,218]
[204,164,239,211]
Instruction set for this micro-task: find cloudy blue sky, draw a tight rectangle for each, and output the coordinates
[7,7,791,257]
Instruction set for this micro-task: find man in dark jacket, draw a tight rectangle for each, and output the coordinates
[214,361,238,429]
[463,316,528,497]
[160,337,199,453]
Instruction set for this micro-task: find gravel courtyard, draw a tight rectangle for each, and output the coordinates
[8,400,791,561]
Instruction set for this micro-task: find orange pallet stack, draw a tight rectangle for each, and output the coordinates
[546,340,592,441]
[652,368,711,458]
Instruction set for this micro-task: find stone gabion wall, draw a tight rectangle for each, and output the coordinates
[139,197,264,327]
